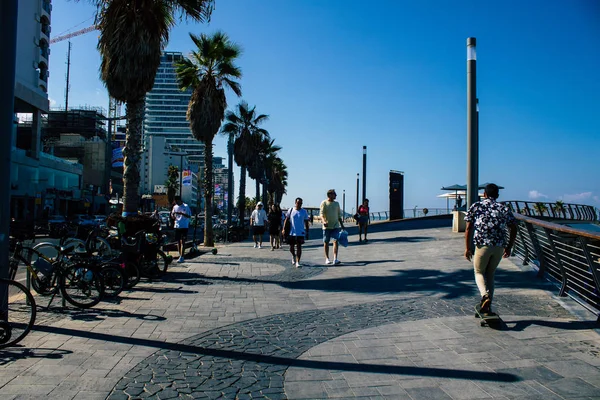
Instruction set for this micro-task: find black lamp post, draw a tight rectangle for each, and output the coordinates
[0,0,18,290]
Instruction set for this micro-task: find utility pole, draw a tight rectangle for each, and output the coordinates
[466,37,479,208]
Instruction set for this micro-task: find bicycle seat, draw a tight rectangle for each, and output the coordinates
[60,245,76,254]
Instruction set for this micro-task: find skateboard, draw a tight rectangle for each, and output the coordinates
[474,305,501,327]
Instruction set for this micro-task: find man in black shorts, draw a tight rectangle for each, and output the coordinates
[282,198,310,267]
[171,196,191,263]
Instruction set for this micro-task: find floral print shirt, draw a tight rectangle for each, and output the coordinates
[465,198,516,247]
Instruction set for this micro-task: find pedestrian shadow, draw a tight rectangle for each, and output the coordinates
[0,348,72,366]
[359,236,435,244]
[30,325,520,383]
[161,271,214,286]
[41,307,167,322]
[500,319,600,332]
[328,259,403,267]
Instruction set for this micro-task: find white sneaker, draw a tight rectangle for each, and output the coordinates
[253,244,257,248]
[258,245,262,249]
[292,257,296,265]
[325,259,332,265]
[334,259,341,265]
[177,256,185,263]
[296,262,301,268]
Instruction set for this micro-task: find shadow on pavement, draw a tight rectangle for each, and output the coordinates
[29,325,519,383]
[502,319,600,332]
[186,267,549,300]
[0,348,72,365]
[41,308,167,322]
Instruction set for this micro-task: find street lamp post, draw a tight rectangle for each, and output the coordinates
[355,173,359,216]
[342,189,346,220]
[362,146,367,203]
[227,132,234,226]
[0,0,18,290]
[466,37,479,208]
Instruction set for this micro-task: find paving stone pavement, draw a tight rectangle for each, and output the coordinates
[1,223,600,400]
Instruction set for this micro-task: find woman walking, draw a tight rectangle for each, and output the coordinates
[358,199,370,243]
[268,204,282,250]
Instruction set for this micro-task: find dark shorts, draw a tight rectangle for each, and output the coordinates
[175,228,188,241]
[253,225,265,235]
[269,225,281,236]
[323,228,341,243]
[287,236,305,245]
[358,215,369,225]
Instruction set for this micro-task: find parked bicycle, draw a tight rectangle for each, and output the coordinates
[0,278,36,349]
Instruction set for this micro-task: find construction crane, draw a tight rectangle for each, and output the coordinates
[49,25,97,44]
[48,24,123,132]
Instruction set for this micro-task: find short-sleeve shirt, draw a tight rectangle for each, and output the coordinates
[320,200,341,230]
[465,198,516,247]
[251,208,267,226]
[172,203,191,229]
[287,208,309,237]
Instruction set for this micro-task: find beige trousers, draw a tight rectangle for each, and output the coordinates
[473,245,505,300]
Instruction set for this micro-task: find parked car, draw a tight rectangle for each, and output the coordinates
[94,215,107,227]
[71,214,97,227]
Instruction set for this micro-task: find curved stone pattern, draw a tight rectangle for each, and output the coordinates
[107,294,570,399]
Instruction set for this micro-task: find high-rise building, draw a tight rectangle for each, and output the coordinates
[143,52,204,164]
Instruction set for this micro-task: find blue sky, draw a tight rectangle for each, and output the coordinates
[46,0,600,213]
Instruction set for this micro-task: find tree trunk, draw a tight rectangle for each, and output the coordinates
[255,179,260,202]
[262,182,268,206]
[203,137,214,247]
[122,98,144,216]
[238,166,246,223]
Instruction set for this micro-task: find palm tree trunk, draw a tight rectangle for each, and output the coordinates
[238,166,246,222]
[255,179,260,202]
[204,137,214,247]
[122,98,144,216]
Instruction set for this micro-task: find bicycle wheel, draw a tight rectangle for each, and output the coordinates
[99,265,125,298]
[123,262,140,289]
[140,251,167,278]
[0,278,36,349]
[59,265,104,309]
[25,248,58,296]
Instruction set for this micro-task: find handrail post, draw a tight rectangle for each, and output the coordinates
[543,227,569,297]
[525,222,547,277]
[578,237,600,297]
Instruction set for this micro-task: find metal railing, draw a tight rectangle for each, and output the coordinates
[512,213,600,320]
[503,200,598,221]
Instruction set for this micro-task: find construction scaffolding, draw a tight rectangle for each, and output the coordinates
[43,107,108,141]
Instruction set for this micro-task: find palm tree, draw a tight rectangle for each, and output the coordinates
[554,200,566,218]
[533,202,548,216]
[267,156,288,205]
[175,31,242,246]
[221,102,269,222]
[248,137,281,205]
[94,0,214,216]
[165,165,179,205]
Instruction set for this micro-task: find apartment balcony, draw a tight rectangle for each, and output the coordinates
[41,0,52,18]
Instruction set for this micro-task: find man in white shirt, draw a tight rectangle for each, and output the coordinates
[171,196,191,263]
[250,202,268,248]
[282,197,310,268]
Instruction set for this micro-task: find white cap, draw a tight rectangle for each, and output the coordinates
[257,202,263,206]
